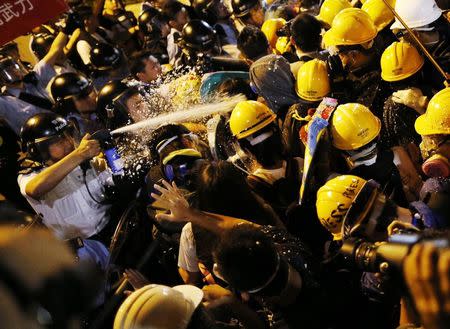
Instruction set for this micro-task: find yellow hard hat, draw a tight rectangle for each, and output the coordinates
[380,41,424,82]
[261,18,286,50]
[316,0,352,27]
[361,0,395,31]
[415,88,450,136]
[331,103,381,151]
[275,36,291,55]
[229,100,277,139]
[323,8,377,47]
[316,175,377,240]
[295,59,331,102]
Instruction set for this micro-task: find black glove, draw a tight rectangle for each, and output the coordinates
[61,12,83,35]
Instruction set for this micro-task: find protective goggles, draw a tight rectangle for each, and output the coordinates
[162,148,203,183]
[0,57,28,84]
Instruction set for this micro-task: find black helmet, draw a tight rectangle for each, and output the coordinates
[138,7,160,34]
[96,80,138,129]
[115,9,138,30]
[192,0,216,19]
[232,0,259,17]
[50,72,93,103]
[90,43,123,71]
[179,19,218,52]
[31,34,55,61]
[0,56,28,85]
[20,113,70,162]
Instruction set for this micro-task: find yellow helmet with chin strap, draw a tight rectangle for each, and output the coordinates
[229,100,277,139]
[316,0,352,27]
[381,41,424,82]
[330,103,381,151]
[323,8,378,47]
[295,59,331,102]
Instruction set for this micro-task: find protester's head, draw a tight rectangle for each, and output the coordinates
[361,0,395,32]
[20,113,76,164]
[194,160,277,225]
[316,0,352,28]
[249,55,299,114]
[51,72,97,116]
[114,284,205,329]
[390,0,444,49]
[290,13,323,53]
[380,41,424,83]
[330,103,381,169]
[214,224,280,293]
[230,100,284,167]
[216,77,257,100]
[130,51,162,83]
[322,8,377,50]
[237,25,269,63]
[316,175,398,242]
[415,87,450,178]
[295,59,330,103]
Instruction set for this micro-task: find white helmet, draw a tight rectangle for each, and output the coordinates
[114,284,204,329]
[391,0,442,30]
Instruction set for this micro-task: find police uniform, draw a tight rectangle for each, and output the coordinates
[17,165,113,240]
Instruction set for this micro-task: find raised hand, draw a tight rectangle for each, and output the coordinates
[151,180,191,223]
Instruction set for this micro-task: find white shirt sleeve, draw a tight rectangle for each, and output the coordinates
[177,222,200,272]
[77,40,92,65]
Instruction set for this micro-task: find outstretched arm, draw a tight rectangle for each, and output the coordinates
[151,181,258,236]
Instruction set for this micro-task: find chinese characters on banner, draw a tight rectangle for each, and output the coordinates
[0,0,68,45]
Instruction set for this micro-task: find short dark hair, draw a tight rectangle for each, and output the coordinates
[148,124,191,161]
[290,13,323,52]
[214,224,279,292]
[237,25,269,61]
[216,78,257,100]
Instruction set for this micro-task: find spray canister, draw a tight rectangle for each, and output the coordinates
[91,130,125,176]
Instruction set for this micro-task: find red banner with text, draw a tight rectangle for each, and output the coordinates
[0,0,68,45]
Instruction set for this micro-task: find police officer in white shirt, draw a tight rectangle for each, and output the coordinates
[17,112,113,242]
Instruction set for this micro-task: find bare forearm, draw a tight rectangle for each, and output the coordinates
[43,31,68,65]
[185,209,257,235]
[25,151,84,199]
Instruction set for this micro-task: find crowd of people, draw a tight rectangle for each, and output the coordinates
[0,0,449,328]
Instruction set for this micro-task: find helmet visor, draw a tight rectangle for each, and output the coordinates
[0,58,27,84]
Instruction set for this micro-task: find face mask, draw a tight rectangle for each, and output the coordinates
[422,154,450,178]
[344,142,378,169]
